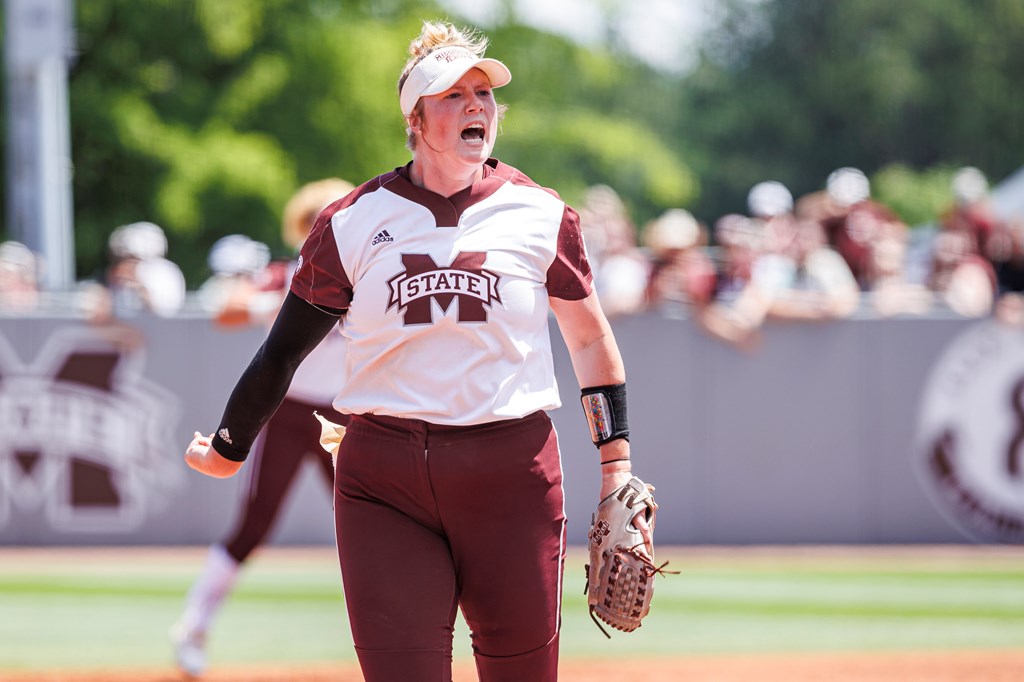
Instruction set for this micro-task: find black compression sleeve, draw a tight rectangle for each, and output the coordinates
[211,292,344,461]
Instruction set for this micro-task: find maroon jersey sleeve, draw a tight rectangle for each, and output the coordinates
[290,205,354,311]
[546,205,594,300]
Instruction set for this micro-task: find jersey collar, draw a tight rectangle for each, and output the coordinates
[387,158,514,228]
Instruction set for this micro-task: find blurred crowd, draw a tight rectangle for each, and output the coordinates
[2,165,1023,345]
[580,165,1024,348]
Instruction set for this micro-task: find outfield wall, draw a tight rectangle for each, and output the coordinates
[0,310,1017,546]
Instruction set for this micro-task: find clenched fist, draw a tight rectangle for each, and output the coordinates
[184,431,244,478]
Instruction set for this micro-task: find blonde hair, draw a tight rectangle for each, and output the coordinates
[398,20,508,150]
[398,21,489,97]
[282,178,354,250]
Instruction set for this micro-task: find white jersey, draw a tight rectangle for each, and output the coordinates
[287,325,347,405]
[291,159,592,425]
[275,260,348,405]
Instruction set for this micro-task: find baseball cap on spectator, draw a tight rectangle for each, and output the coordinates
[714,214,761,249]
[399,46,511,117]
[208,235,271,277]
[644,208,700,255]
[108,221,168,260]
[0,241,38,280]
[826,167,870,207]
[747,181,793,219]
[951,166,989,206]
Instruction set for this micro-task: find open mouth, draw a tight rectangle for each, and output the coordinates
[461,123,485,142]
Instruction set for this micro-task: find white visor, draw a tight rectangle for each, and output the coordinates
[400,46,511,117]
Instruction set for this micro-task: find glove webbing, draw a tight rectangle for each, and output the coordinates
[585,543,679,639]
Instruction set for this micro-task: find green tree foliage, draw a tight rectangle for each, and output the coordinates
[677,0,1024,227]
[64,0,695,286]
[484,24,697,225]
[871,164,958,227]
[70,0,421,284]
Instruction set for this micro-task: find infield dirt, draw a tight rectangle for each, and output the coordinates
[2,650,1023,682]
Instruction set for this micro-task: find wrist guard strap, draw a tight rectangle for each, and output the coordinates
[580,383,630,447]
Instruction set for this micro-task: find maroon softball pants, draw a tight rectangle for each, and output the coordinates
[333,410,567,682]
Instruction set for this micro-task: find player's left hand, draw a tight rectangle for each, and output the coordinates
[600,467,656,555]
[184,431,244,478]
[586,475,673,636]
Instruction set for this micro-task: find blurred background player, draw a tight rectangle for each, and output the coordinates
[171,178,353,676]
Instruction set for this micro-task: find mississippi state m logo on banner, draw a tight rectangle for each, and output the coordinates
[913,320,1024,543]
[0,328,181,533]
[386,252,502,325]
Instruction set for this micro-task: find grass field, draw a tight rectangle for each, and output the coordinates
[0,545,1022,679]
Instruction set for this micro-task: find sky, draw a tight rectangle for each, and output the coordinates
[437,0,717,74]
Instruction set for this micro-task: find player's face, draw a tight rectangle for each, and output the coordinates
[416,69,498,168]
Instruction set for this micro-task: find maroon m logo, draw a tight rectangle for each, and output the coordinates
[386,252,502,325]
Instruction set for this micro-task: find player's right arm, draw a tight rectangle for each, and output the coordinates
[185,291,344,478]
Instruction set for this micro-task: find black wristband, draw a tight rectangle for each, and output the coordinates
[580,383,630,448]
[211,428,250,462]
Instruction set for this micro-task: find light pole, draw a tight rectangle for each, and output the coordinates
[4,0,75,290]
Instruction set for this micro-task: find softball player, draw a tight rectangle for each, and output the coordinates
[186,20,653,681]
[172,180,352,676]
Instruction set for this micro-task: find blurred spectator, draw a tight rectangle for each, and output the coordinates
[747,180,800,266]
[818,167,900,289]
[643,208,716,318]
[197,234,274,326]
[711,213,761,302]
[995,291,1024,326]
[863,220,934,317]
[752,217,860,321]
[699,213,772,350]
[578,185,648,317]
[926,227,997,317]
[748,180,858,318]
[991,219,1024,297]
[105,221,186,317]
[941,166,1000,260]
[794,188,845,224]
[0,241,40,312]
[979,216,1024,325]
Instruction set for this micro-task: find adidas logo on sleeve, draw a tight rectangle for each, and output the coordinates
[371,229,394,246]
